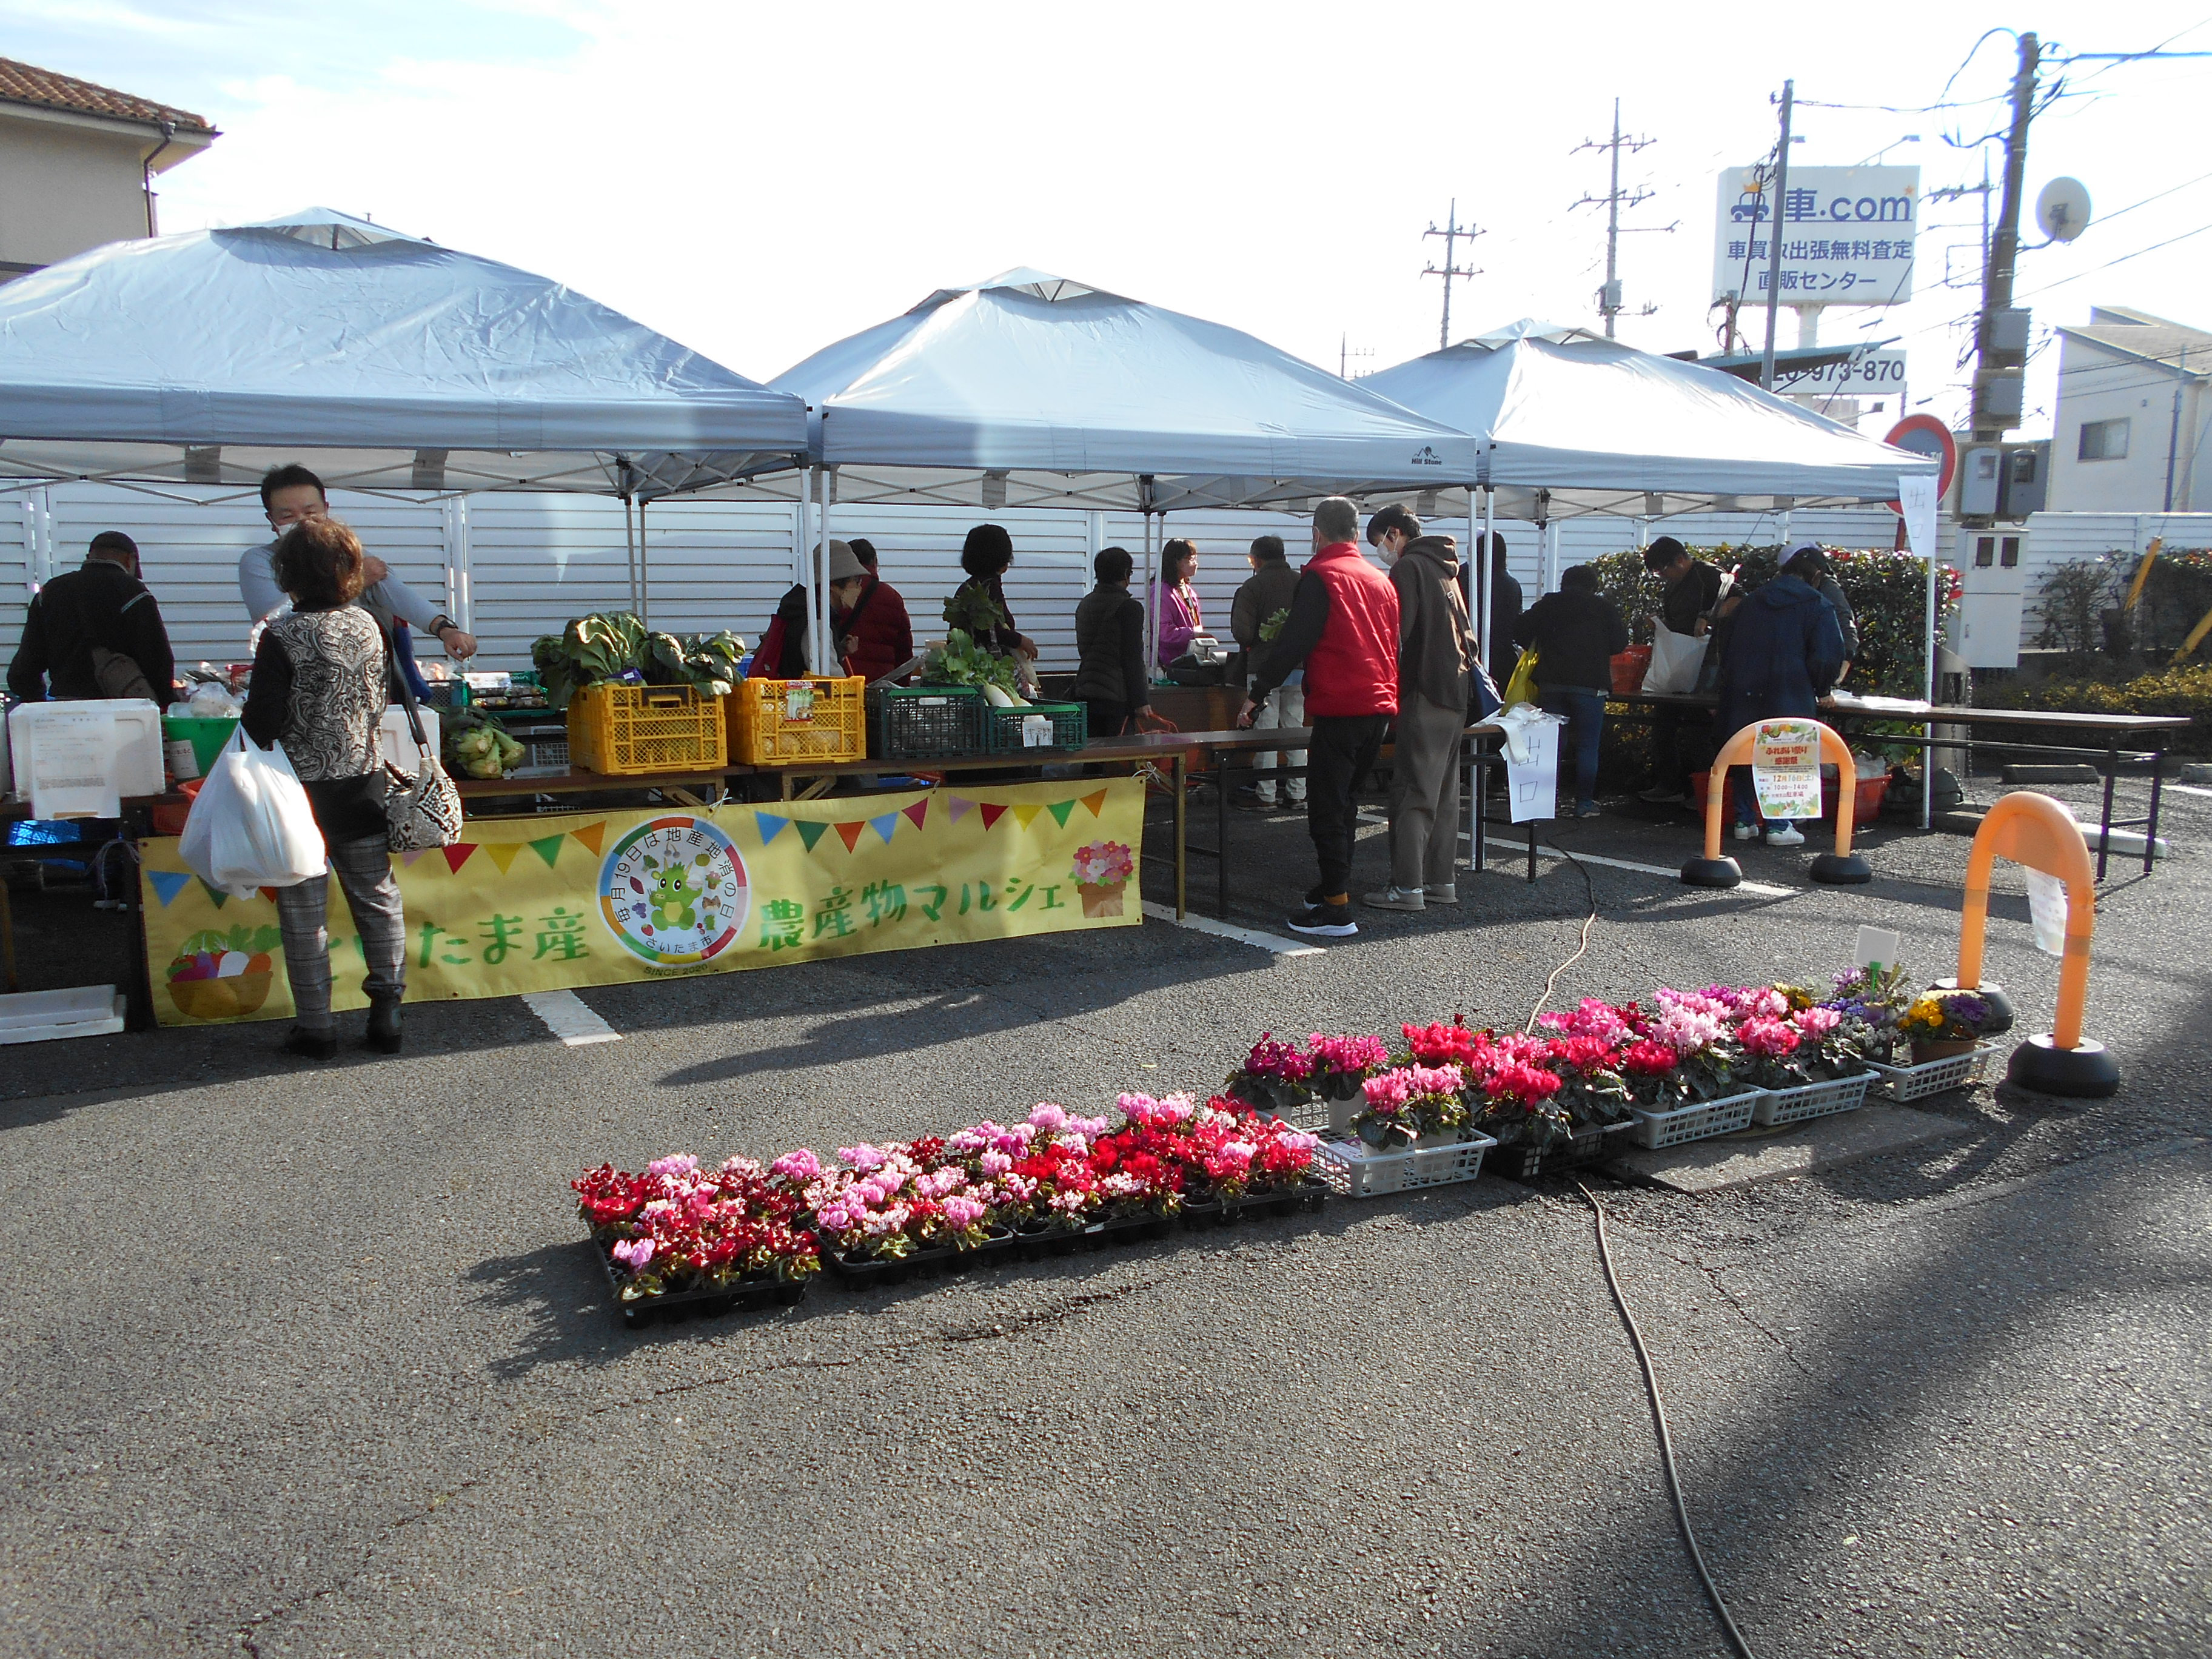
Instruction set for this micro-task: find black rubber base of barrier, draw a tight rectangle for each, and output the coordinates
[1679,855,1742,889]
[2006,1033,2120,1098]
[1809,851,1873,885]
[1935,979,2016,1036]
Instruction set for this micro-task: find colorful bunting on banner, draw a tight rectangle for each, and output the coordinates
[442,843,478,874]
[571,822,606,856]
[147,870,191,908]
[977,803,1008,831]
[834,821,866,853]
[529,834,565,870]
[258,887,277,903]
[902,799,929,831]
[199,880,229,910]
[484,843,525,875]
[755,813,789,845]
[1081,789,1107,817]
[1047,799,1075,828]
[794,820,829,853]
[400,848,429,866]
[947,796,974,823]
[1011,803,1043,831]
[868,813,899,845]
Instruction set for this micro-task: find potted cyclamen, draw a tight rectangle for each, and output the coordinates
[1354,1063,1470,1150]
[1306,1033,1392,1134]
[1708,985,1877,1126]
[1223,1033,1315,1119]
[1071,840,1134,918]
[573,1153,819,1326]
[1618,989,1763,1148]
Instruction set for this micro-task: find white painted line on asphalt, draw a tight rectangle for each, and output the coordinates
[2164,783,2212,799]
[522,989,622,1045]
[1456,833,1796,897]
[1142,901,1326,957]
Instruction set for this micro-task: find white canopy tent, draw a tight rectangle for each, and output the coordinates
[0,209,810,623]
[763,268,1480,671]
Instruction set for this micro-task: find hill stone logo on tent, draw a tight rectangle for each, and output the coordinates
[1409,446,1442,466]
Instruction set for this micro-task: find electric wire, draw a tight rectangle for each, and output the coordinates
[1523,830,1599,1033]
[1577,1180,1761,1659]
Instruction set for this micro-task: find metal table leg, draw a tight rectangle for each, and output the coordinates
[2145,739,2165,876]
[1173,750,1187,920]
[1218,749,1230,919]
[2097,735,2118,880]
[1527,818,1538,882]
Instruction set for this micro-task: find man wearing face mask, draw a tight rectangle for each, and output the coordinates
[238,463,477,661]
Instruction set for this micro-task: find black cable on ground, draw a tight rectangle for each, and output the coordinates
[1576,1181,1760,1659]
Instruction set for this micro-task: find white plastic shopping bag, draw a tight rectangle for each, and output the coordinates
[1643,622,1708,695]
[177,729,328,900]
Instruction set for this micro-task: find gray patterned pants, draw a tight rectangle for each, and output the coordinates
[274,833,406,1031]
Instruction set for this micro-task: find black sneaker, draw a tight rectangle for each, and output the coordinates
[1286,901,1358,938]
[282,1026,338,1062]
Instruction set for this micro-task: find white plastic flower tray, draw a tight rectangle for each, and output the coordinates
[1628,1088,1763,1150]
[1312,1131,1498,1199]
[1864,1043,2000,1102]
[1752,1071,1876,1127]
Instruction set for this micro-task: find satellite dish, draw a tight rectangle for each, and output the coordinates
[2037,178,2093,243]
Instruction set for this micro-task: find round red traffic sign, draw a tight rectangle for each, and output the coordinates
[1883,414,1956,512]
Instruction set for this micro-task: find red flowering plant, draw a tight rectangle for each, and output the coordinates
[572,1153,819,1302]
[1304,1032,1391,1105]
[1131,1093,1321,1201]
[1353,1062,1470,1150]
[1734,1002,1869,1088]
[1222,1032,1315,1117]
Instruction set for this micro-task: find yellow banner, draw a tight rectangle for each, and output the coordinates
[141,778,1145,1025]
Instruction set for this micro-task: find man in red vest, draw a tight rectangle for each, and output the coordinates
[1239,497,1400,937]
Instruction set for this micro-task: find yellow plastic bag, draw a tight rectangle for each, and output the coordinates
[1501,646,1540,709]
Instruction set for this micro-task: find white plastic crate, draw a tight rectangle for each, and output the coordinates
[1629,1088,1763,1149]
[377,705,441,773]
[1312,1132,1496,1199]
[1865,1043,1999,1102]
[1752,1071,1875,1127]
[8,699,164,816]
[0,985,126,1044]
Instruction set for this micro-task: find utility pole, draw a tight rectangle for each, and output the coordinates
[1971,32,2040,441]
[1759,79,1793,392]
[1423,200,1483,352]
[1574,99,1671,337]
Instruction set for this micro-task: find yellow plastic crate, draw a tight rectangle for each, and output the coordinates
[728,675,866,766]
[568,683,728,775]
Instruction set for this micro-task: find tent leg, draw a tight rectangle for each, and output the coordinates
[802,466,823,677]
[637,497,649,631]
[817,469,833,678]
[622,495,638,618]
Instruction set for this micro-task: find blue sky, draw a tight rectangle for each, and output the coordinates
[9,1,2212,440]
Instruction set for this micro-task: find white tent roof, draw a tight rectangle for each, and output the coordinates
[1362,321,1939,520]
[0,209,808,500]
[765,269,1477,511]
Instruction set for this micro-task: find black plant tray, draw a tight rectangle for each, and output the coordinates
[1485,1123,1631,1183]
[589,1233,811,1328]
[1182,1178,1330,1230]
[820,1230,1016,1290]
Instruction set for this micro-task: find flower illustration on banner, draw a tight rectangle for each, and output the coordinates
[1070,840,1134,919]
[598,815,751,968]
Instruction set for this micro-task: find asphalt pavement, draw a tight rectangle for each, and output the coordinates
[1,778,2206,1658]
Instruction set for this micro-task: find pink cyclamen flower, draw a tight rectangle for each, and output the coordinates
[1736,1016,1801,1058]
[1028,1102,1070,1132]
[772,1148,824,1184]
[611,1237,655,1270]
[979,1150,1013,1176]
[646,1154,698,1180]
[839,1144,889,1172]
[1363,1070,1413,1109]
[1792,1005,1843,1039]
[942,1195,987,1228]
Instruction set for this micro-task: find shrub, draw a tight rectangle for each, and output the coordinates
[2033,548,2212,662]
[1976,661,2212,754]
[1581,543,1959,701]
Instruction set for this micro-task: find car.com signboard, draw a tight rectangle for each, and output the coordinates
[1713,166,1919,307]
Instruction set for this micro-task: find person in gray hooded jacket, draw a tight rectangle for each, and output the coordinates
[1364,504,1470,911]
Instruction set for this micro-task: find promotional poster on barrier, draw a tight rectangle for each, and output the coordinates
[1750,720,1824,820]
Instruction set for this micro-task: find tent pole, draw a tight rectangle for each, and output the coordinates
[817,467,833,679]
[1922,555,1938,829]
[636,495,649,631]
[622,493,638,618]
[802,465,823,677]
[1477,487,1493,670]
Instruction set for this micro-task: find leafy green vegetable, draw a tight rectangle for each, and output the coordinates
[919,627,1022,695]
[1257,606,1290,643]
[529,613,746,710]
[942,580,1009,640]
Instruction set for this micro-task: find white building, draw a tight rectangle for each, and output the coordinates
[2048,307,2212,513]
[0,56,216,282]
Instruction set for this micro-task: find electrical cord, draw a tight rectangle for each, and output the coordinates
[1577,1180,1760,1659]
[1524,828,1599,1033]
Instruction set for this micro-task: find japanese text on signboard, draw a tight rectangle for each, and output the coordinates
[1712,166,1919,306]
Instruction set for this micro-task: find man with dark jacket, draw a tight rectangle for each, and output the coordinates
[1637,535,1725,806]
[1239,497,1399,939]
[1513,565,1630,817]
[1068,545,1150,739]
[1366,504,1469,912]
[1458,531,1523,688]
[9,531,176,703]
[1229,534,1305,809]
[1718,567,1847,848]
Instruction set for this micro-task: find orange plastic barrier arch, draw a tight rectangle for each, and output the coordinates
[1957,792,2097,1052]
[1700,718,1863,863]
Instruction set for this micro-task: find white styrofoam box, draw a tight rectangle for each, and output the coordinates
[378,705,441,773]
[8,698,164,816]
[0,985,127,1044]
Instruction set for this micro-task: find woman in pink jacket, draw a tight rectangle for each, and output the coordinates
[1148,538,1204,669]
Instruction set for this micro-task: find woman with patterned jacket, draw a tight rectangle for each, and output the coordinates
[241,515,407,1062]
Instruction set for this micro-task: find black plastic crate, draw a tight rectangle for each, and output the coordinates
[586,1233,810,1327]
[982,700,1087,753]
[867,685,988,760]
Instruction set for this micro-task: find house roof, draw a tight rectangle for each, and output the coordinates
[0,56,215,135]
[2056,307,2212,375]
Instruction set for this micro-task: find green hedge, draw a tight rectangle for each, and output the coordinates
[1581,543,1958,702]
